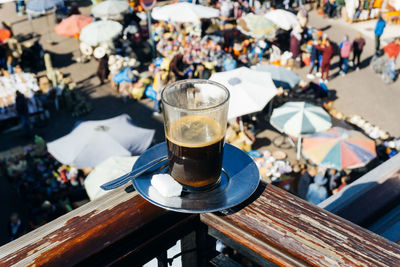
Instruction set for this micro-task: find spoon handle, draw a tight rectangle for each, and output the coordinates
[100,156,168,190]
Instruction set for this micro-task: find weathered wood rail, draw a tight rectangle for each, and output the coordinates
[1,183,400,266]
[202,185,400,266]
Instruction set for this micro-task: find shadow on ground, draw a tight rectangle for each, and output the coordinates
[48,51,75,68]
[0,89,165,152]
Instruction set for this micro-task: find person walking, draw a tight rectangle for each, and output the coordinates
[383,37,400,82]
[15,91,31,136]
[307,40,321,79]
[339,35,352,76]
[306,174,328,205]
[96,54,109,85]
[290,28,302,61]
[374,15,386,53]
[8,213,26,241]
[326,168,342,195]
[169,53,187,80]
[352,32,366,70]
[297,167,317,199]
[316,38,334,83]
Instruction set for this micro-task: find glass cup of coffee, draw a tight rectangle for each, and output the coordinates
[161,79,230,190]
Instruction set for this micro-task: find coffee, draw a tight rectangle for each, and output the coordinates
[166,115,224,188]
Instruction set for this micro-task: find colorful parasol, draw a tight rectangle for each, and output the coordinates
[0,28,11,44]
[54,15,93,37]
[303,127,377,170]
[237,13,277,39]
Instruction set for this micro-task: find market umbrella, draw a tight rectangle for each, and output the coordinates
[26,0,63,13]
[26,0,64,43]
[264,9,299,31]
[237,13,277,39]
[79,20,122,46]
[303,127,377,170]
[84,156,138,200]
[210,67,277,119]
[252,64,301,89]
[47,114,155,169]
[54,15,93,37]
[151,2,219,22]
[0,28,11,44]
[270,101,332,159]
[92,0,130,20]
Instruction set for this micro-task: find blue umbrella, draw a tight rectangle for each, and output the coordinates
[27,0,63,13]
[252,64,301,89]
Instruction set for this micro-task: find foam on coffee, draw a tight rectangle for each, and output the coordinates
[166,115,225,188]
[166,115,224,147]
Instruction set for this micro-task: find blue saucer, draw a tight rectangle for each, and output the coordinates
[131,142,260,213]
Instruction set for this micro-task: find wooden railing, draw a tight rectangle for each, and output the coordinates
[1,183,400,266]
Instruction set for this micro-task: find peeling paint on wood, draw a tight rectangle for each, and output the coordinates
[2,183,400,267]
[201,184,400,267]
[0,189,166,266]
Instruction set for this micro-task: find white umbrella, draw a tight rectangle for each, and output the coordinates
[92,0,130,20]
[151,2,219,22]
[210,67,277,119]
[47,114,155,169]
[84,156,138,200]
[264,9,299,31]
[79,20,122,46]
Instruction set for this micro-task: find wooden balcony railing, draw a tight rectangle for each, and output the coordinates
[1,183,400,266]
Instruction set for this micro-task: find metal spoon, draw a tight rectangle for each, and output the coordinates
[100,156,168,191]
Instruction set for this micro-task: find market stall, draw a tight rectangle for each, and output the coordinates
[0,71,40,120]
[344,0,384,22]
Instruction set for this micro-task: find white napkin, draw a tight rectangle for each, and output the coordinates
[151,174,182,197]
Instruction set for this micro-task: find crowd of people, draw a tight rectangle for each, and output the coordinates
[297,166,361,205]
[0,140,88,242]
[87,0,400,107]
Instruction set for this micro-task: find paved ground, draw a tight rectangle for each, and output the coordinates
[301,11,400,138]
[0,1,400,245]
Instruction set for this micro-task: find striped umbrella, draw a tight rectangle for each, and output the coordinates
[270,102,331,137]
[303,127,376,170]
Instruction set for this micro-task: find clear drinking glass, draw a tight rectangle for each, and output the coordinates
[161,79,230,190]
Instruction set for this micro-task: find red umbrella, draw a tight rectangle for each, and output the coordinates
[0,28,11,44]
[54,15,93,38]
